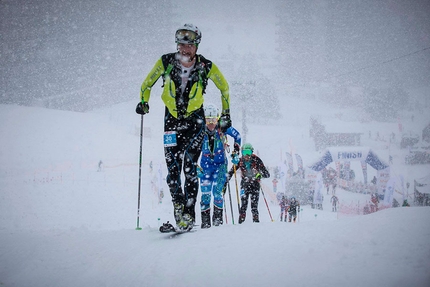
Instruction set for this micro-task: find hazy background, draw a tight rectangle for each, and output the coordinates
[1,0,430,120]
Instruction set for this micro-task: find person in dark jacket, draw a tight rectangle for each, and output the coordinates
[226,143,270,223]
[279,195,289,222]
[287,197,300,222]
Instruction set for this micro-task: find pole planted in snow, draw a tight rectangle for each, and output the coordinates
[136,115,144,230]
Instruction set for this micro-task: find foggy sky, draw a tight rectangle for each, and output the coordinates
[1,0,429,112]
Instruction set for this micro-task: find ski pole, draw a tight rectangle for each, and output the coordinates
[226,182,235,224]
[223,193,228,224]
[233,165,241,214]
[136,115,144,230]
[260,186,274,222]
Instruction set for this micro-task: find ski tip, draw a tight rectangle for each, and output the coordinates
[135,227,143,230]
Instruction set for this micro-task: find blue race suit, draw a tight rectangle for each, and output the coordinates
[200,126,241,212]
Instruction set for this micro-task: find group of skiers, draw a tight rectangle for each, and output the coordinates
[278,195,301,222]
[136,23,271,232]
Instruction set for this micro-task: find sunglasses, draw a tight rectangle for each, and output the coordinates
[205,117,218,124]
[176,30,198,43]
[242,149,252,156]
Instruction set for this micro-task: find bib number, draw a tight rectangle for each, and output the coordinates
[164,131,177,147]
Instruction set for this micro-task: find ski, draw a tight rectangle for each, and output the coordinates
[159,221,197,238]
[159,221,176,233]
[163,229,196,239]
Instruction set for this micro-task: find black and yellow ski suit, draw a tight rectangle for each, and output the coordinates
[140,52,230,222]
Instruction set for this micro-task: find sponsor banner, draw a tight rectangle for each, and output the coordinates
[361,160,368,184]
[285,152,294,175]
[330,149,368,162]
[377,167,390,195]
[295,154,303,169]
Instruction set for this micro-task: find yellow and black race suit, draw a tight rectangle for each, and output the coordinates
[139,52,230,222]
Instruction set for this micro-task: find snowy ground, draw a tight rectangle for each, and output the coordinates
[1,100,429,287]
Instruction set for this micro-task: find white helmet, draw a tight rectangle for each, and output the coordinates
[175,23,202,45]
[204,103,219,118]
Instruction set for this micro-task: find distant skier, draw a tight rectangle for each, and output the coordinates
[370,193,379,212]
[198,104,241,228]
[287,197,300,222]
[402,199,410,207]
[279,195,289,222]
[330,195,339,212]
[226,143,270,223]
[272,177,278,193]
[97,160,103,172]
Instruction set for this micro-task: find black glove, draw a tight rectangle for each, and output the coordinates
[234,142,240,154]
[219,113,232,133]
[136,102,149,115]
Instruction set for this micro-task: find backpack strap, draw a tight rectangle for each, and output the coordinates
[196,55,209,94]
[164,63,174,78]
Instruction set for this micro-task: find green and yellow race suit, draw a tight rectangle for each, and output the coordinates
[140,53,230,119]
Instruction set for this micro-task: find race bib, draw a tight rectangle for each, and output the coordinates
[164,131,177,147]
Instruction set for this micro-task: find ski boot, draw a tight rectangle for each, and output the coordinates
[177,213,194,232]
[238,213,246,224]
[201,210,211,229]
[159,221,176,233]
[252,214,260,223]
[174,203,184,224]
[212,207,223,226]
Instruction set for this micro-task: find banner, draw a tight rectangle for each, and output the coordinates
[361,160,368,184]
[383,177,395,206]
[295,154,303,169]
[343,161,351,181]
[335,161,341,178]
[377,167,390,195]
[285,152,294,177]
[399,175,405,201]
[277,162,288,193]
[313,172,324,205]
[295,154,305,178]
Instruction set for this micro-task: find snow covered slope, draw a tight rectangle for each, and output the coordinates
[0,102,429,287]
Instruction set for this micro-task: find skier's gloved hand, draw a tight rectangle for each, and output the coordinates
[219,113,231,133]
[234,142,240,154]
[255,173,262,180]
[136,102,149,115]
[196,166,204,178]
[231,154,239,165]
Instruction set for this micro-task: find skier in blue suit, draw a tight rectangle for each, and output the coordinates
[198,103,241,228]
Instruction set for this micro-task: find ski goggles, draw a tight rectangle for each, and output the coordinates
[176,30,198,44]
[242,149,252,156]
[205,117,218,124]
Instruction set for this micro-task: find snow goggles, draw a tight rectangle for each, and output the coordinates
[176,30,198,44]
[205,117,218,124]
[242,149,252,156]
